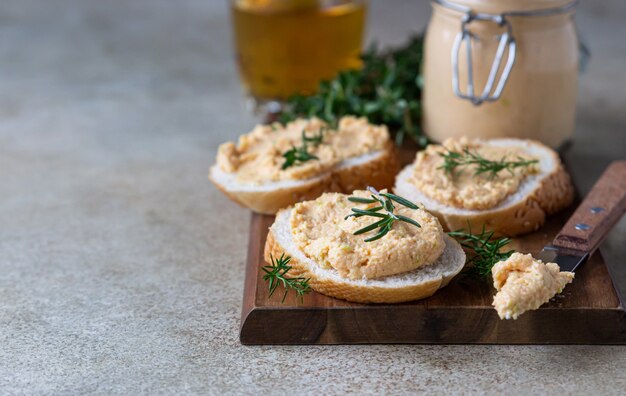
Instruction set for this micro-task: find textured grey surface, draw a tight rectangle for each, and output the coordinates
[1,0,626,394]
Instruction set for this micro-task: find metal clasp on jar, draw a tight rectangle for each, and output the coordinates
[451,12,516,106]
[434,0,579,106]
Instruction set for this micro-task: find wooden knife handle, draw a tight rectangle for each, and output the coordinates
[553,160,626,254]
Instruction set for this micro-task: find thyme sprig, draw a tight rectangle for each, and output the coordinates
[280,36,427,146]
[346,187,420,242]
[439,148,538,178]
[262,253,311,303]
[281,128,325,170]
[448,225,515,277]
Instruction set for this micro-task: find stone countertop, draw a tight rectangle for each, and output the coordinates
[1,0,625,394]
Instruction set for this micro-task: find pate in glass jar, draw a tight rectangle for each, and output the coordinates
[423,0,579,149]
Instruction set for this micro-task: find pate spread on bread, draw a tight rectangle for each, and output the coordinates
[264,191,465,303]
[291,191,445,279]
[217,117,388,184]
[394,137,574,237]
[409,138,539,210]
[210,117,399,214]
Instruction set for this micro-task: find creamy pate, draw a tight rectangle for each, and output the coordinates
[409,138,538,210]
[289,191,445,280]
[423,0,578,148]
[492,252,574,320]
[216,116,389,184]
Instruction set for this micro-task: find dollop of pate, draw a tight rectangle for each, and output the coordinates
[409,138,538,210]
[492,252,574,320]
[289,191,445,280]
[216,116,388,184]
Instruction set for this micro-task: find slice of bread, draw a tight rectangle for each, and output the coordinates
[210,142,399,214]
[264,208,466,304]
[394,139,574,237]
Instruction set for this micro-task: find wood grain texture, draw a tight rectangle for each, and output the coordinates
[553,160,626,253]
[240,207,626,344]
[240,155,626,344]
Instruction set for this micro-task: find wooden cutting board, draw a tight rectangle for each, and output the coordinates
[239,151,626,344]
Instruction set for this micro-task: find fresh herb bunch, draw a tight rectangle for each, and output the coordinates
[281,128,325,170]
[262,253,312,302]
[345,187,421,242]
[439,148,539,178]
[448,226,515,277]
[280,36,427,146]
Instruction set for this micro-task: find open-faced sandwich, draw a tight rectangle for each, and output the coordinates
[264,188,465,303]
[394,137,575,237]
[210,116,400,214]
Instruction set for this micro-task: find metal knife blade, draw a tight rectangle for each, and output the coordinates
[535,245,589,273]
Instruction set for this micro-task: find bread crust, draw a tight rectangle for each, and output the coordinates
[210,142,400,214]
[394,140,574,237]
[264,225,462,304]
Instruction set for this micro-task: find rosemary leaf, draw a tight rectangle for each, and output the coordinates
[262,253,312,302]
[364,225,391,242]
[396,214,422,228]
[344,205,383,220]
[347,187,421,243]
[439,148,538,178]
[281,128,325,170]
[347,197,377,204]
[350,208,387,218]
[447,225,515,277]
[280,36,427,147]
[381,192,419,209]
[354,218,389,235]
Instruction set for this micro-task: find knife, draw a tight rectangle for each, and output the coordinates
[536,160,626,272]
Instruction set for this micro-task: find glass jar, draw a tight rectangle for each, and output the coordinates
[231,0,367,103]
[423,0,579,149]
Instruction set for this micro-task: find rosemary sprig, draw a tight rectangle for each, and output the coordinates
[281,128,325,170]
[346,187,420,242]
[448,225,515,277]
[439,148,538,178]
[262,253,312,303]
[280,36,427,147]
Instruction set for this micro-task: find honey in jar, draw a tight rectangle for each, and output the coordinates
[231,0,367,101]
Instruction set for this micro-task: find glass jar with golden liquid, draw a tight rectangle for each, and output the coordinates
[231,0,367,104]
